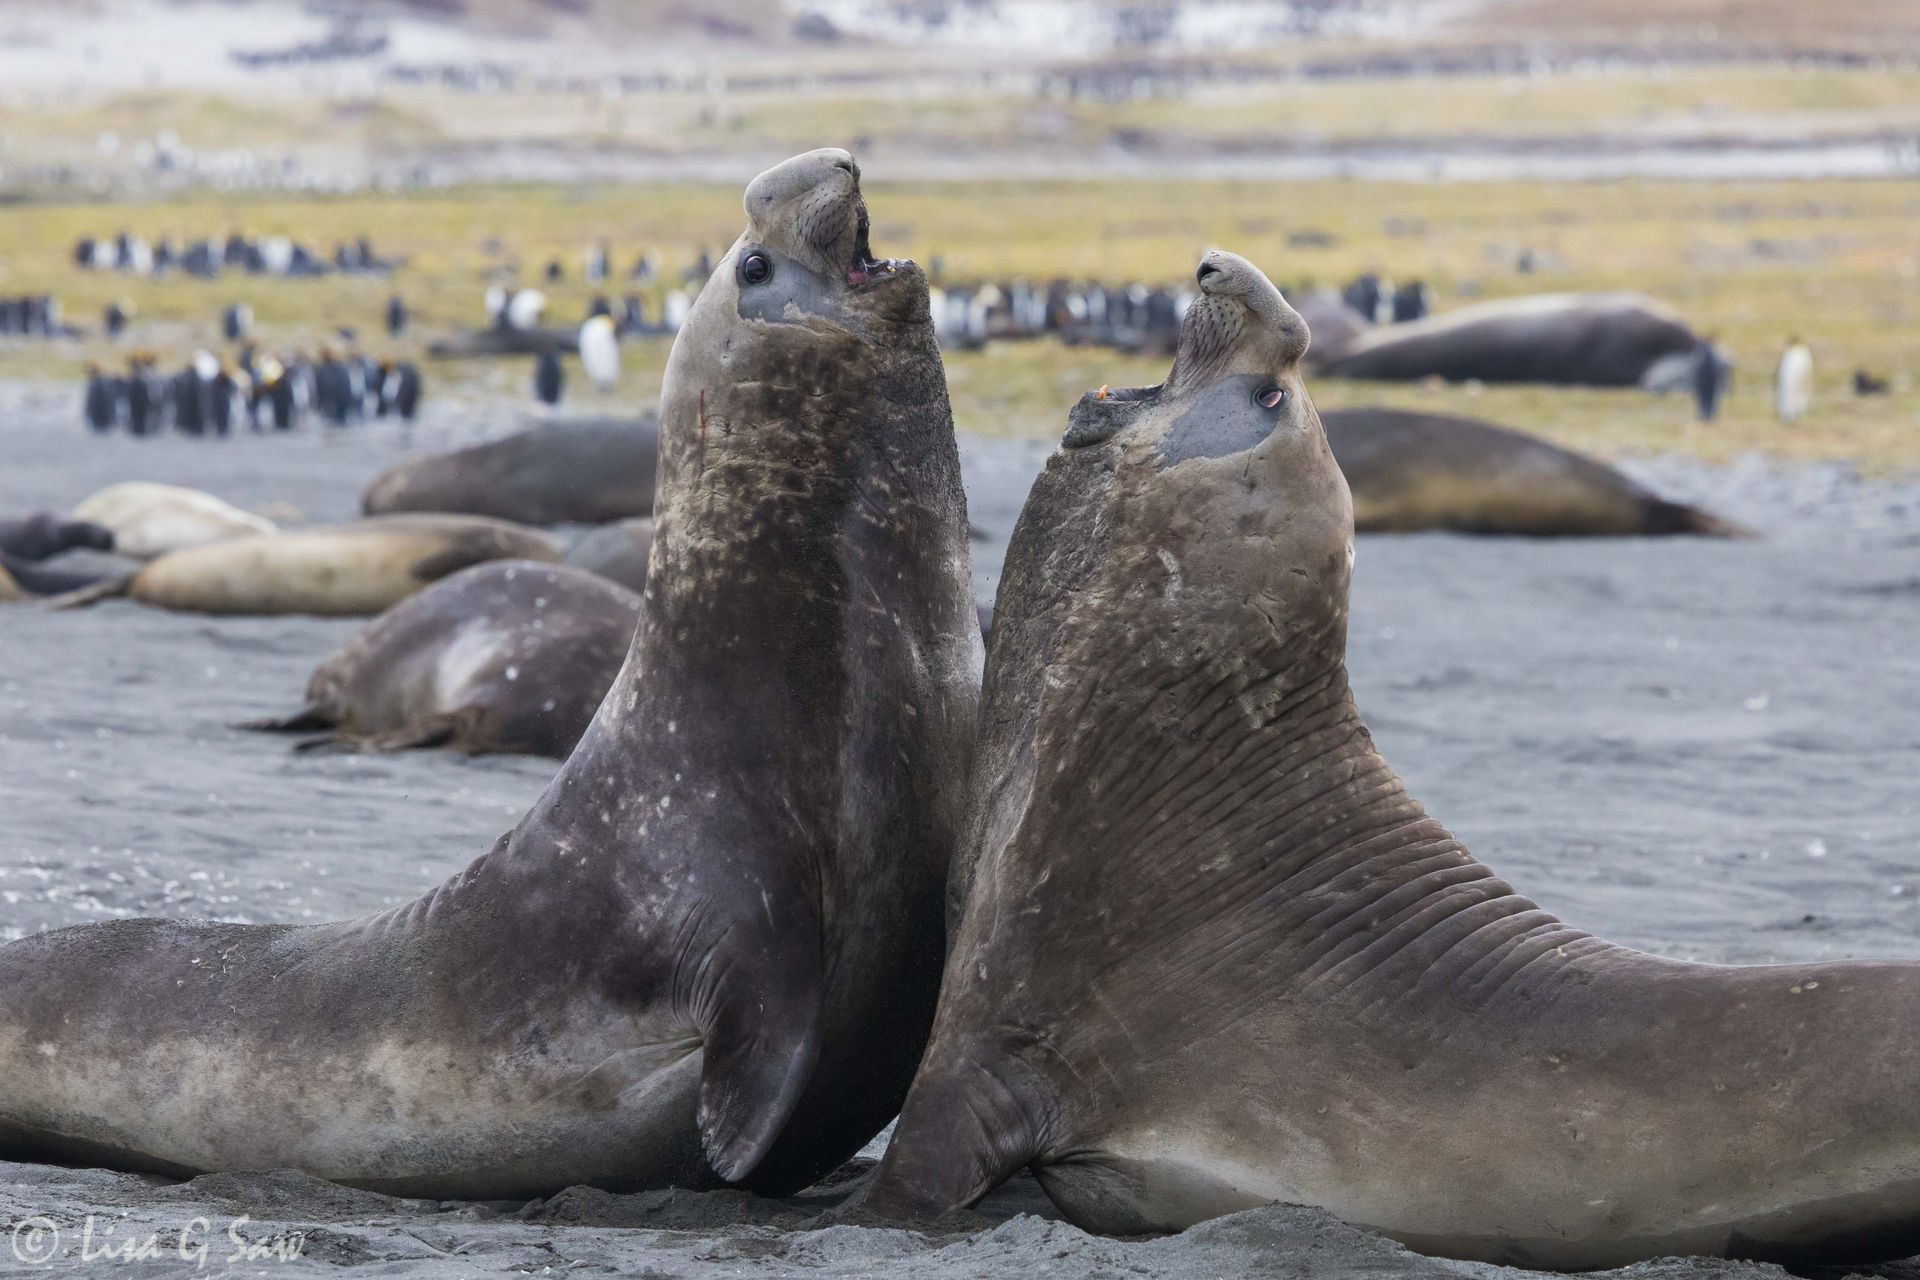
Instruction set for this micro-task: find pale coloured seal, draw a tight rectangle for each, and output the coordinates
[71,482,275,560]
[54,514,563,616]
[1323,407,1747,537]
[865,250,1920,1269]
[0,148,979,1198]
[245,560,641,758]
[1316,291,1700,388]
[563,517,655,593]
[361,415,659,526]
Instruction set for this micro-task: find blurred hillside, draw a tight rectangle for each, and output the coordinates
[1,0,1916,192]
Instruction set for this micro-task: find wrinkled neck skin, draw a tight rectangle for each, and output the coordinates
[945,378,1597,1138]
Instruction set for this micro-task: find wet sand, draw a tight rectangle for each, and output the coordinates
[2,380,1918,1275]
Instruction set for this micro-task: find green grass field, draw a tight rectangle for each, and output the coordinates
[2,173,1915,466]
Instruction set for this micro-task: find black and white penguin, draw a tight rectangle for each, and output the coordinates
[103,301,130,339]
[386,294,408,337]
[222,302,253,343]
[83,365,119,433]
[534,349,564,405]
[382,361,423,421]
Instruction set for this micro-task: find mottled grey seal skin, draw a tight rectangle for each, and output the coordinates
[0,513,115,561]
[866,250,1920,1270]
[1317,292,1699,387]
[246,560,641,758]
[0,149,980,1199]
[362,415,660,525]
[0,511,118,601]
[1324,407,1746,537]
[563,518,655,593]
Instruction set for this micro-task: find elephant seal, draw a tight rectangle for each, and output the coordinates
[0,512,116,561]
[0,148,979,1199]
[563,517,655,593]
[56,515,563,616]
[1316,291,1700,387]
[0,514,118,601]
[866,250,1920,1269]
[246,560,641,758]
[362,415,660,526]
[71,482,275,560]
[1324,407,1746,536]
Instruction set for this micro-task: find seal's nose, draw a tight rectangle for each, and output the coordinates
[1196,260,1222,286]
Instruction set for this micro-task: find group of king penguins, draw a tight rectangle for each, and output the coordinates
[82,270,423,437]
[73,231,396,282]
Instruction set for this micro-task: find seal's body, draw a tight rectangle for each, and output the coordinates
[563,518,654,593]
[0,150,978,1198]
[1318,292,1699,388]
[59,515,563,616]
[71,482,274,560]
[868,252,1920,1270]
[362,416,659,526]
[1325,407,1744,536]
[247,560,641,757]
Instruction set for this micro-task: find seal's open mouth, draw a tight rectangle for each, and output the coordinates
[847,204,906,288]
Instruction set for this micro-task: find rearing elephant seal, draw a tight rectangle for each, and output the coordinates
[57,514,563,616]
[361,415,660,525]
[0,148,979,1199]
[246,560,642,758]
[1324,407,1746,537]
[867,250,1920,1269]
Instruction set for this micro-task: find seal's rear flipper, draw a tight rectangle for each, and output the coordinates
[858,1046,1048,1220]
[1644,498,1753,539]
[689,915,824,1184]
[41,572,135,609]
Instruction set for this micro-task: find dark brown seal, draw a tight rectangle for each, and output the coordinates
[0,148,979,1199]
[245,560,642,758]
[866,250,1920,1269]
[362,415,660,525]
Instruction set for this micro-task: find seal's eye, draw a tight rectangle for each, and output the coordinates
[1255,385,1287,410]
[739,251,773,287]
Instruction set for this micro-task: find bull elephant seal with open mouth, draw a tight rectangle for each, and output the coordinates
[866,250,1920,1269]
[0,148,979,1199]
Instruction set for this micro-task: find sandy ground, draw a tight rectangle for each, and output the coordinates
[1,377,1919,1275]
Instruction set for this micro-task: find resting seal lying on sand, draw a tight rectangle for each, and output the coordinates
[54,514,563,616]
[362,416,660,526]
[1324,407,1745,536]
[71,482,274,559]
[1316,292,1701,388]
[0,148,979,1199]
[868,250,1920,1269]
[246,560,641,758]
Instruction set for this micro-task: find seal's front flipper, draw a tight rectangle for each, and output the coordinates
[239,704,334,734]
[858,1044,1048,1219]
[685,908,824,1184]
